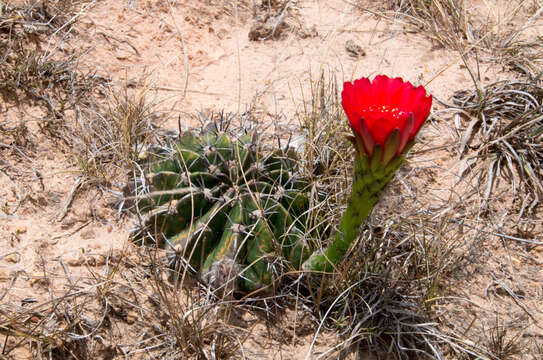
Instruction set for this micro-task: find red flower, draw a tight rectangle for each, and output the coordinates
[342,75,432,161]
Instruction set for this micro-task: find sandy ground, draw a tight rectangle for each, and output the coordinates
[1,0,542,358]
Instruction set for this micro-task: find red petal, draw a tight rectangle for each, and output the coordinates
[386,77,408,104]
[411,93,432,137]
[398,113,414,154]
[341,75,432,158]
[370,75,390,104]
[399,85,415,114]
[352,78,371,108]
[359,118,376,156]
[341,82,362,132]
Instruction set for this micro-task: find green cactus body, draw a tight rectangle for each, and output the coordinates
[131,121,312,292]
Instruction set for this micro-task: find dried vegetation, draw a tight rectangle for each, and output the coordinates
[451,80,543,211]
[0,1,542,359]
[368,0,543,80]
[0,248,244,359]
[0,0,104,143]
[73,84,161,183]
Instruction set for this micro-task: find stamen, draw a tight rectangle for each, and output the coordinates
[360,105,407,123]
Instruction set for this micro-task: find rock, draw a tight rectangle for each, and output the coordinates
[67,255,84,266]
[35,196,48,207]
[125,310,138,324]
[80,229,96,240]
[511,257,521,270]
[345,39,366,58]
[86,256,97,266]
[30,275,50,288]
[61,215,78,229]
[297,24,318,39]
[75,208,91,222]
[15,225,27,234]
[4,253,20,263]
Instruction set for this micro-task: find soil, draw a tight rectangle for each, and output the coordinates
[0,0,542,359]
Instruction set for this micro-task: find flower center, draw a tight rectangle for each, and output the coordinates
[360,105,407,123]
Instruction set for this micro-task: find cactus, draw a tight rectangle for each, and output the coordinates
[131,115,312,293]
[131,75,432,293]
[302,75,432,272]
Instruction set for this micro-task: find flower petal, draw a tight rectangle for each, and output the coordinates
[382,128,401,166]
[387,77,408,104]
[398,113,414,154]
[358,118,376,156]
[352,77,371,108]
[341,75,432,160]
[341,82,363,132]
[411,93,432,137]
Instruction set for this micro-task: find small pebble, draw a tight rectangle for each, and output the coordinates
[125,311,138,324]
[61,216,78,229]
[80,229,96,240]
[15,226,27,234]
[67,256,84,267]
[345,39,366,58]
[4,253,20,263]
[29,276,50,288]
[512,257,521,270]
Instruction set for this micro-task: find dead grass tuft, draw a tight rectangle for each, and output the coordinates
[366,0,543,79]
[0,48,104,141]
[249,0,315,41]
[72,83,163,184]
[0,248,244,359]
[0,0,105,147]
[483,317,524,360]
[371,0,472,50]
[451,79,543,212]
[493,35,543,82]
[0,0,80,38]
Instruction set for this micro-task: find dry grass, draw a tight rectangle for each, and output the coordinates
[73,83,162,184]
[493,34,543,82]
[364,0,543,79]
[0,1,159,185]
[483,317,524,360]
[0,248,244,359]
[450,79,543,212]
[0,0,105,146]
[380,0,471,49]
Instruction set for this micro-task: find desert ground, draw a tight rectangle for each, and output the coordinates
[0,0,542,359]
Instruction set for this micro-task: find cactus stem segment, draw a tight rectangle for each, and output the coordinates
[302,145,404,272]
